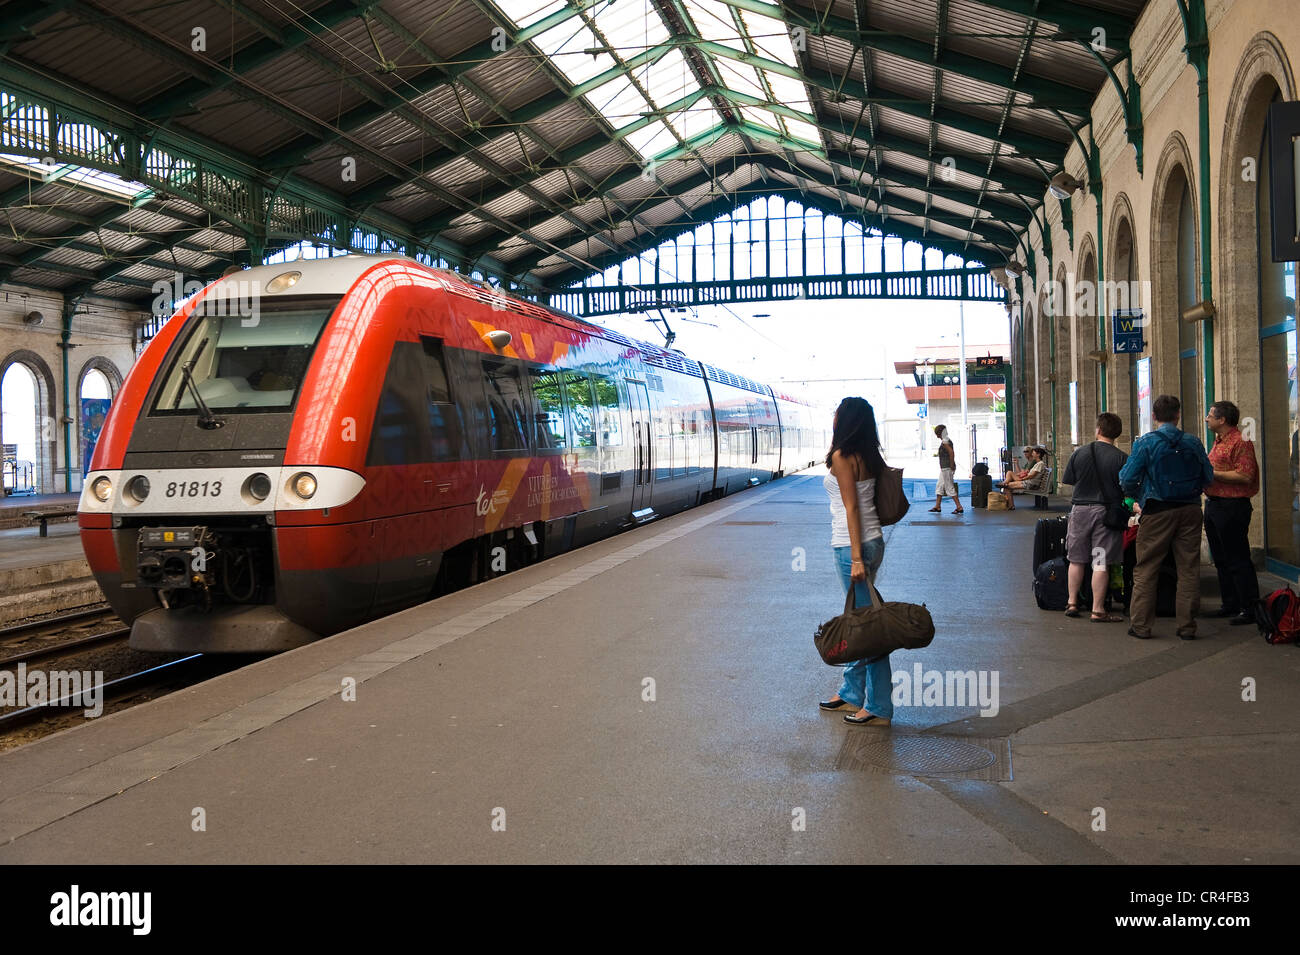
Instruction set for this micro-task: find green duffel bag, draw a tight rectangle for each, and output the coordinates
[814,574,936,665]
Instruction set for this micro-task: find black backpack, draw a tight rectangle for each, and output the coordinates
[1155,430,1207,500]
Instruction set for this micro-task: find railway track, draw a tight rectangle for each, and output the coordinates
[0,653,210,733]
[0,605,128,668]
[0,606,249,750]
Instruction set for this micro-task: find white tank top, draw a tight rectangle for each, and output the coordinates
[825,471,883,547]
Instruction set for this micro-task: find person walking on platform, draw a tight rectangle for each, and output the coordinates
[1062,413,1127,622]
[1119,395,1214,640]
[1203,401,1261,625]
[929,424,964,514]
[819,397,893,727]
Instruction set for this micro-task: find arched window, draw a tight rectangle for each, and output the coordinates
[1258,91,1300,566]
[1113,216,1140,442]
[1176,174,1201,431]
[1,362,39,493]
[79,367,114,475]
[1078,248,1099,434]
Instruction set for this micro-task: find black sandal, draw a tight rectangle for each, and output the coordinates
[1064,604,1081,618]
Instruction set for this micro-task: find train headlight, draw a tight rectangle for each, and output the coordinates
[90,476,113,502]
[246,472,272,501]
[265,270,301,294]
[126,475,151,502]
[291,472,317,500]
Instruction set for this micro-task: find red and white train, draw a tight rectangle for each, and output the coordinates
[79,256,828,653]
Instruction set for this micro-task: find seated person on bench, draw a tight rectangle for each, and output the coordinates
[995,446,1048,510]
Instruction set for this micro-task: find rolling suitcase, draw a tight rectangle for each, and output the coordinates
[971,473,993,507]
[1034,556,1094,612]
[1032,516,1068,575]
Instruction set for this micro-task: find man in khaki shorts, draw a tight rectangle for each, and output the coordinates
[929,424,963,514]
[1062,412,1128,621]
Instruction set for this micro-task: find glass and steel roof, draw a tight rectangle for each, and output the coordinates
[0,0,1151,303]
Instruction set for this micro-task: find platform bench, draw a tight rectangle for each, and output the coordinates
[23,509,77,537]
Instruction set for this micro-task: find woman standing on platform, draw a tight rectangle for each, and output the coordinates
[819,397,892,727]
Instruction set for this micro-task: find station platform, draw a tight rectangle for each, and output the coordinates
[0,520,100,625]
[0,492,79,527]
[1,471,1297,864]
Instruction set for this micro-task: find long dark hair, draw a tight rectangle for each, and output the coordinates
[825,396,887,476]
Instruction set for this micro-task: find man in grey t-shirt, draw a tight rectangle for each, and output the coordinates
[1062,412,1128,621]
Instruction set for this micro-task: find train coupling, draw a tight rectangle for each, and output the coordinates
[135,526,219,592]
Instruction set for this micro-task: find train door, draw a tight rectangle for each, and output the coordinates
[747,400,759,481]
[626,379,653,513]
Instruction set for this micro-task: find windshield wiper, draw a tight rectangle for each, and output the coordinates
[179,342,225,430]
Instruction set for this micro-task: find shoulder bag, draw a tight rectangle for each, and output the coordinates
[1089,442,1130,530]
[873,465,910,526]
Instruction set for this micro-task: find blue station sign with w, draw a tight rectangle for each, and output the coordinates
[1113,308,1146,353]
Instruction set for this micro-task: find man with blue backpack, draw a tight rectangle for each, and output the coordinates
[1119,394,1215,640]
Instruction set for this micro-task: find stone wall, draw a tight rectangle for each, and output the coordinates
[0,282,142,494]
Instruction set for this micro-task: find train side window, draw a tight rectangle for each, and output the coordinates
[367,342,434,466]
[528,367,567,450]
[482,359,528,451]
[563,371,596,447]
[592,374,622,446]
[420,336,467,461]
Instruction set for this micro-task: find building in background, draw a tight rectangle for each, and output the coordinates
[889,344,1009,475]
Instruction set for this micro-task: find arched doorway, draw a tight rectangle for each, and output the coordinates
[1152,135,1199,438]
[1023,302,1036,443]
[1111,208,1141,445]
[1,362,40,494]
[1258,92,1299,567]
[1218,32,1297,572]
[1076,243,1100,442]
[1174,176,1202,433]
[1037,287,1052,448]
[1054,264,1071,456]
[78,364,115,476]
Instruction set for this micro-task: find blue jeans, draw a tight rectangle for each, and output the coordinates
[832,538,893,719]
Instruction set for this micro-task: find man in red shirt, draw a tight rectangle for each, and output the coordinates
[1203,401,1260,625]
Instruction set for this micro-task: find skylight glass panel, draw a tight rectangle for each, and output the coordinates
[713,58,767,101]
[636,48,696,108]
[740,11,799,68]
[0,154,148,201]
[623,119,677,159]
[530,17,616,86]
[687,0,748,50]
[595,0,670,58]
[784,118,823,147]
[589,72,649,127]
[669,101,723,142]
[493,0,571,29]
[762,71,811,113]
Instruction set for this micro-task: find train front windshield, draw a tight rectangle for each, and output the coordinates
[151,296,341,415]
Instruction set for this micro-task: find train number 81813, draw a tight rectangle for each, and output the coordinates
[165,480,223,498]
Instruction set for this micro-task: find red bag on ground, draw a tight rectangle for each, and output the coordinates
[1254,587,1300,645]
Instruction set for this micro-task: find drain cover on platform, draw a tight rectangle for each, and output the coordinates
[835,734,1011,781]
